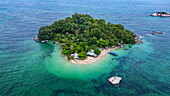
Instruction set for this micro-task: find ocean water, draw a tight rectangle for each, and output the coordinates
[0,0,170,96]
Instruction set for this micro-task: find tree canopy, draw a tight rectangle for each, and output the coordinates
[94,49,101,55]
[38,13,136,58]
[78,51,87,60]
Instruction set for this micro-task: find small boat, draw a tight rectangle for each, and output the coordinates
[108,52,118,56]
[41,40,48,43]
[150,12,170,17]
[152,31,164,34]
[108,76,122,85]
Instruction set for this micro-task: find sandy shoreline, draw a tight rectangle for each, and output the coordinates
[68,48,114,64]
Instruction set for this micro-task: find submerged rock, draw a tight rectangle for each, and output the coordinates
[123,48,128,50]
[137,60,142,63]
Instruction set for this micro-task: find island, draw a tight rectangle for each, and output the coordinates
[150,12,170,17]
[36,13,137,64]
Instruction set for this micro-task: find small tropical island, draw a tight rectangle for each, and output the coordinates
[35,13,139,64]
[150,12,170,17]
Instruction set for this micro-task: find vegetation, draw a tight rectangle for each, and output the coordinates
[67,56,72,60]
[94,49,101,55]
[78,51,87,60]
[38,13,136,59]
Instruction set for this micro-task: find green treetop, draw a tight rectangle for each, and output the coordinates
[94,49,101,55]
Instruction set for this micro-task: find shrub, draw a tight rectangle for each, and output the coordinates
[94,48,101,55]
[78,51,87,60]
[67,56,72,60]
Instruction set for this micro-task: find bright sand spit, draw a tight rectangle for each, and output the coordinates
[69,48,114,64]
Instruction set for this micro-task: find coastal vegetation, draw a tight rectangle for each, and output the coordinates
[38,13,136,59]
[78,51,87,60]
[94,49,101,55]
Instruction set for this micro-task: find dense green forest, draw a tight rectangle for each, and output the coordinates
[38,13,136,59]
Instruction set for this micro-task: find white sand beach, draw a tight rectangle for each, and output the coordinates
[69,48,114,64]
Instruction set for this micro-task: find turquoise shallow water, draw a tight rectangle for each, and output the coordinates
[0,0,170,96]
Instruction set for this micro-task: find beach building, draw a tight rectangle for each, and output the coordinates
[99,48,104,51]
[87,50,97,57]
[119,41,124,48]
[71,53,79,59]
[105,47,109,50]
[135,35,143,44]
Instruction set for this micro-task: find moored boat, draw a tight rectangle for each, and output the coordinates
[150,12,170,17]
[152,31,164,34]
[108,52,118,56]
[41,40,48,43]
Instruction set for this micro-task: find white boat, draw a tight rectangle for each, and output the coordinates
[108,76,122,85]
[150,12,170,17]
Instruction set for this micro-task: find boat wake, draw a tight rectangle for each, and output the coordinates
[146,34,153,36]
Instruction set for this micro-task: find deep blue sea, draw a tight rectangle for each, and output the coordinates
[0,0,170,96]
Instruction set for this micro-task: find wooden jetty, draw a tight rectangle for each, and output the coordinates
[108,76,122,85]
